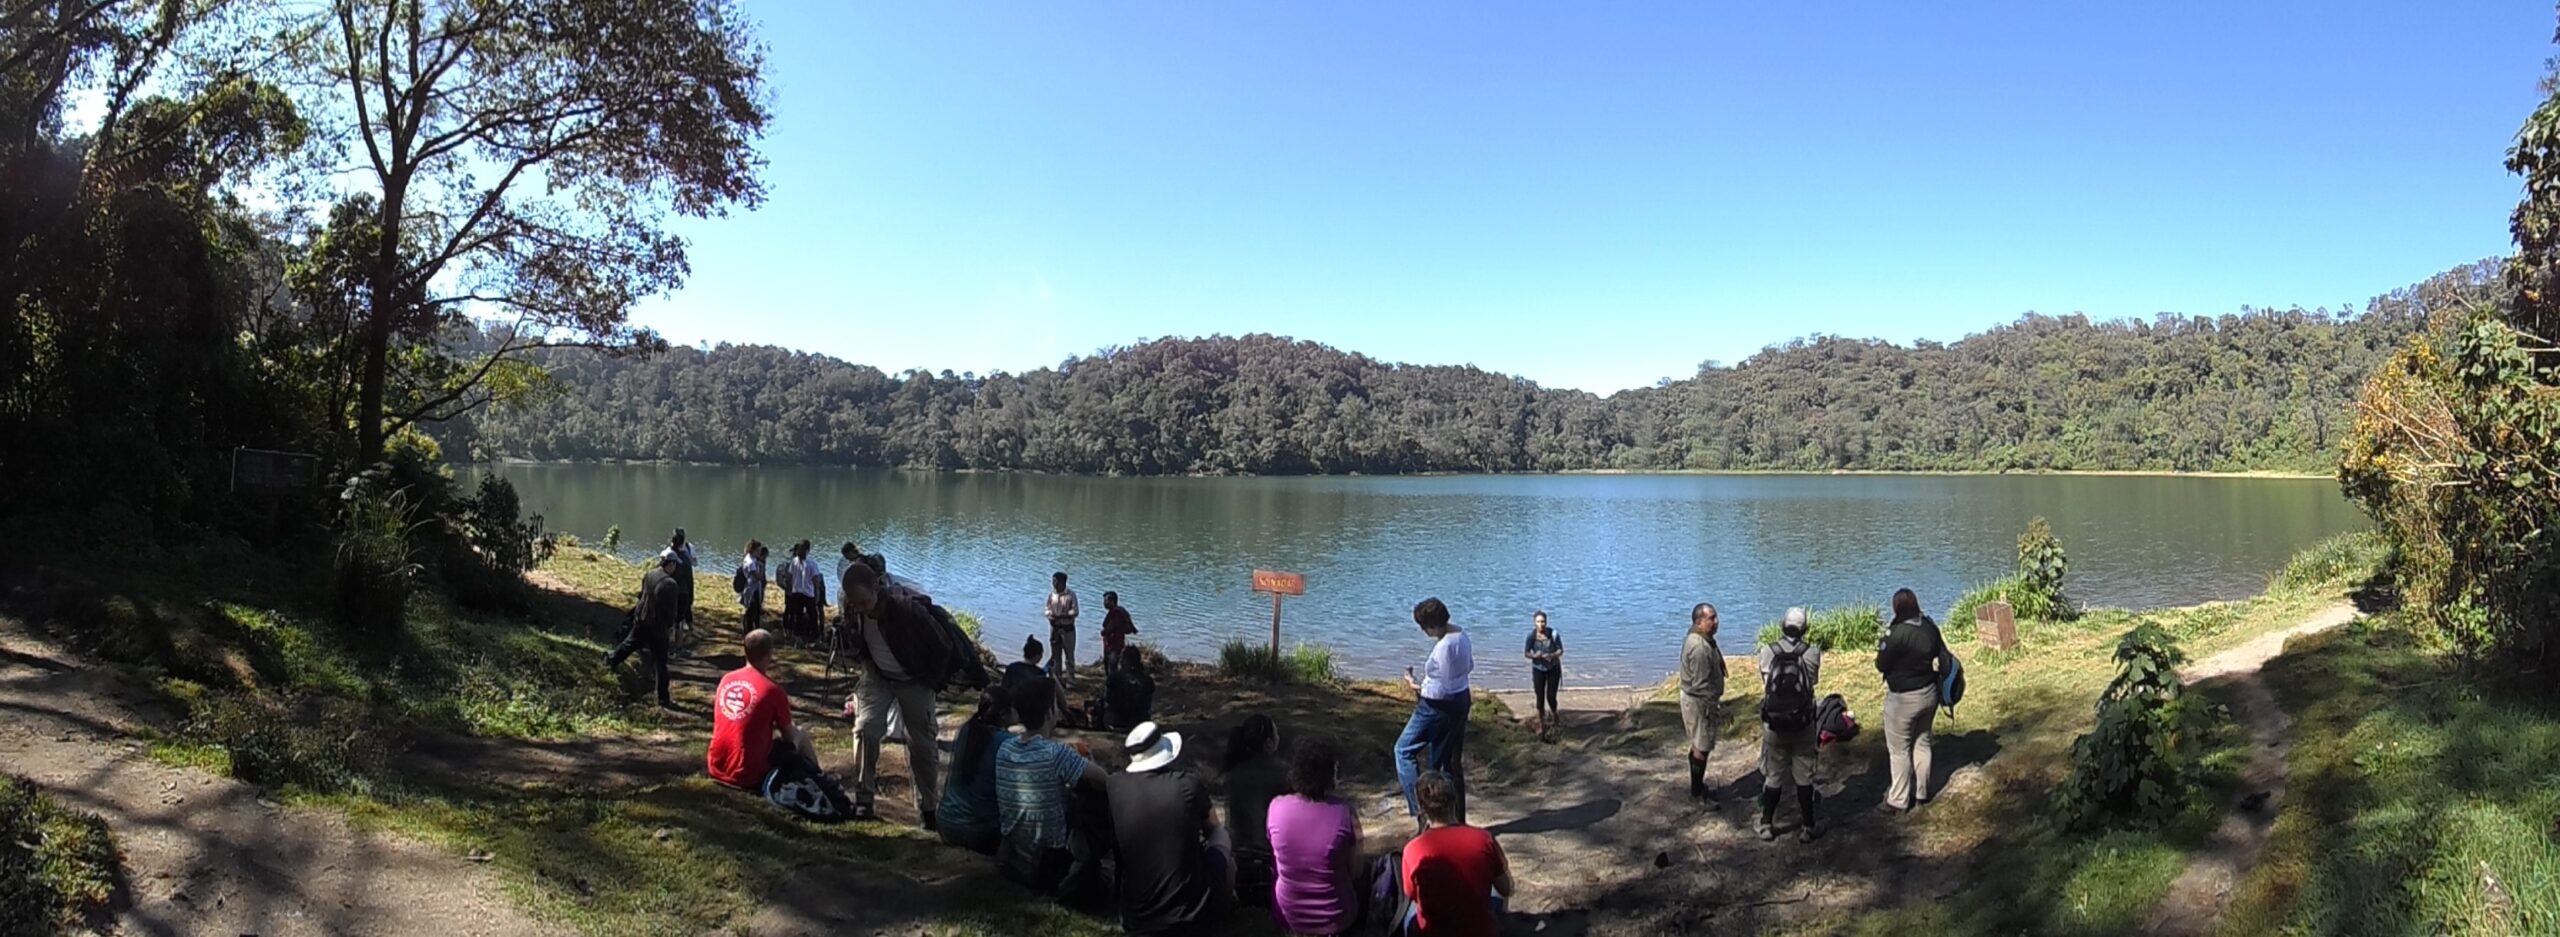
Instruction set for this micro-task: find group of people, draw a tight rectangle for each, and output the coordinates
[638,527,1958,935]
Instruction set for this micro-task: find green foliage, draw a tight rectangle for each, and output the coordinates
[950,609,983,641]
[459,475,540,574]
[0,775,121,932]
[2272,531,2393,592]
[329,466,424,642]
[1753,603,1884,651]
[2016,516,2068,598]
[602,525,623,552]
[1950,575,2063,631]
[2056,624,2222,830]
[1216,640,1339,685]
[185,691,389,793]
[438,274,2480,473]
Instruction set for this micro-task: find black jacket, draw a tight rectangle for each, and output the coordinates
[1875,615,1947,693]
[861,592,954,687]
[636,568,682,633]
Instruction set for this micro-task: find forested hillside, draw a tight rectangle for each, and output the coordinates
[442,262,2498,474]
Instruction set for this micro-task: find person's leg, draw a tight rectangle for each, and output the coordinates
[1393,700,1440,823]
[1046,622,1065,675]
[1756,728,1783,838]
[606,614,640,666]
[645,630,672,705]
[897,681,942,819]
[1436,693,1470,823]
[850,665,894,812]
[1882,689,1915,810]
[1912,699,1938,803]
[1061,628,1077,680]
[788,724,820,772]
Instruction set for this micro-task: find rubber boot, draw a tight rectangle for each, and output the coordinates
[1797,785,1822,842]
[1756,788,1780,841]
[1688,755,1713,805]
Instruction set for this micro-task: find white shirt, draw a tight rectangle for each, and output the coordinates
[788,556,823,598]
[1420,630,1474,699]
[1046,588,1080,624]
[736,555,764,606]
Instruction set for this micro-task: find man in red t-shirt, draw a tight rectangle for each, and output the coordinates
[707,629,814,790]
[1400,771,1513,937]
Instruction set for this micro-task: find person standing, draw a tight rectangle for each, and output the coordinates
[1680,602,1728,805]
[606,554,683,708]
[838,561,953,826]
[784,540,825,643]
[1100,591,1137,677]
[1522,611,1563,739]
[660,529,697,654]
[1399,771,1514,937]
[1107,721,1237,936]
[1046,572,1081,681]
[1395,597,1474,832]
[1755,607,1824,842]
[735,540,768,631]
[1875,588,1947,814]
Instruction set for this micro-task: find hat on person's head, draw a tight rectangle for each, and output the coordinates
[1124,721,1183,774]
[1782,606,1810,635]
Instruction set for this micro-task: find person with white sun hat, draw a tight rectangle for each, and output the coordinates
[1106,721,1237,935]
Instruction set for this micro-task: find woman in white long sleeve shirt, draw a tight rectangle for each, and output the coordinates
[1393,597,1474,832]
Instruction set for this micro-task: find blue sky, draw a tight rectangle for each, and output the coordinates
[633,2,2554,393]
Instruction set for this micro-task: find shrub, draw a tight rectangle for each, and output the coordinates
[1219,640,1285,682]
[1951,575,2063,631]
[2018,516,2069,600]
[2270,531,2391,593]
[185,691,389,793]
[1284,643,1339,685]
[457,475,540,574]
[1752,604,1884,651]
[0,775,120,931]
[2056,624,2224,830]
[949,609,983,641]
[330,467,423,644]
[601,524,622,552]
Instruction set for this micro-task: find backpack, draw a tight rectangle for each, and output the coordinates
[1938,651,1966,716]
[1758,642,1817,730]
[731,564,748,594]
[1816,693,1859,745]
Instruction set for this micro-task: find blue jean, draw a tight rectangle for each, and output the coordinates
[1395,693,1471,824]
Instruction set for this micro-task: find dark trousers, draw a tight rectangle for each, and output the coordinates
[1532,668,1561,719]
[741,603,764,631]
[609,621,673,705]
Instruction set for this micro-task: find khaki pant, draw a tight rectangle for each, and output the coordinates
[1883,686,1939,809]
[1760,723,1819,791]
[851,662,942,815]
[1680,694,1721,757]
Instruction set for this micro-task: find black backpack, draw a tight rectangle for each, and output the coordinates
[1759,642,1817,730]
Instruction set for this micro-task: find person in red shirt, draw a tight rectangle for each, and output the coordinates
[707,629,817,791]
[1100,591,1137,677]
[1399,771,1513,937]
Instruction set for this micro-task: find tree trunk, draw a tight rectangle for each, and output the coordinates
[355,180,406,464]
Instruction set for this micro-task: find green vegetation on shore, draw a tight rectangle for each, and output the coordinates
[0,776,120,932]
[435,263,2487,476]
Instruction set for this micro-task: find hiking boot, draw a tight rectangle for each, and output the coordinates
[1799,822,1820,843]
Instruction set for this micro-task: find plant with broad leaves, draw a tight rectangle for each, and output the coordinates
[2055,624,2221,830]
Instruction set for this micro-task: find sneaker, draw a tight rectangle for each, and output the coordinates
[1800,823,1820,843]
[1756,821,1776,842]
[850,801,880,822]
[1876,803,1905,817]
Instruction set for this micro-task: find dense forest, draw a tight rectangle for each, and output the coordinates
[441,262,2496,475]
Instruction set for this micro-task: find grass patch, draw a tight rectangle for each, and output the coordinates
[2216,616,2560,936]
[1216,639,1341,685]
[1753,603,1885,651]
[1,775,121,931]
[2270,531,2395,593]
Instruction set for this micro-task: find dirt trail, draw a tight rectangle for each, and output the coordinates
[0,623,546,937]
[2142,601,2359,937]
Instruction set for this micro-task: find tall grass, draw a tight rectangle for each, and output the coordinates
[0,775,120,930]
[1948,574,2064,633]
[1751,603,1885,651]
[2270,531,2391,592]
[1217,639,1339,685]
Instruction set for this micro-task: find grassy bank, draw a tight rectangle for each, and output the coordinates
[1630,532,2391,935]
[0,775,120,932]
[2215,616,2560,936]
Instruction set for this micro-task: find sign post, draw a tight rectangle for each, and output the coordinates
[1251,570,1306,654]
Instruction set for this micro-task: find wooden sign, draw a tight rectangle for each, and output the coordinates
[230,447,320,495]
[1252,570,1306,596]
[1252,569,1306,654]
[1977,600,2018,651]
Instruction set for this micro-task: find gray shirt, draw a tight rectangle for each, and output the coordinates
[1680,631,1726,700]
[1756,636,1823,691]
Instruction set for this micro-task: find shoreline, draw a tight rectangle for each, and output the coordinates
[468,458,2329,481]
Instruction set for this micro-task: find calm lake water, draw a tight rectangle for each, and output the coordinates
[475,466,2368,688]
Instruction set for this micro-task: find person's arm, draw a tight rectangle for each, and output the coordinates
[1524,633,1538,663]
[1551,634,1563,664]
[1490,841,1516,898]
[1875,626,1896,675]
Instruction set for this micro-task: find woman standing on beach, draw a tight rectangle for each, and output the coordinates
[1523,611,1563,739]
[1396,597,1474,832]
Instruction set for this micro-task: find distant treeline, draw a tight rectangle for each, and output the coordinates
[438,262,2500,475]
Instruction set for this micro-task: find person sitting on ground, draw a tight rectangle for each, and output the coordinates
[1101,591,1137,676]
[1269,735,1363,937]
[1400,770,1513,937]
[939,685,1014,855]
[1007,636,1049,696]
[1104,646,1157,730]
[706,629,825,801]
[1755,607,1825,842]
[1108,720,1237,936]
[1680,602,1728,805]
[838,561,954,826]
[996,676,1110,897]
[605,553,683,707]
[1220,714,1288,905]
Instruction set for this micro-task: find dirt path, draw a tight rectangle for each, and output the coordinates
[2142,601,2359,937]
[0,623,547,937]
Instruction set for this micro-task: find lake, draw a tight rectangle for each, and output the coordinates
[475,466,2369,688]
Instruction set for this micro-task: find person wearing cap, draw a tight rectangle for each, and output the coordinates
[1107,720,1236,936]
[996,675,1109,898]
[605,552,683,707]
[1755,607,1825,842]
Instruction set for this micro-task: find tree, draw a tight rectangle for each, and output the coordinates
[304,0,770,462]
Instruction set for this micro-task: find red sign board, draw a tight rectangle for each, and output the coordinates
[1252,570,1306,596]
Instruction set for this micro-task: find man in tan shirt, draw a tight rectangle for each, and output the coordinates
[1680,602,1727,805]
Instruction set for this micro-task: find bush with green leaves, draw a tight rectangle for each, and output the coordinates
[1753,603,1884,651]
[1949,575,2063,631]
[2056,624,2222,830]
[2018,516,2069,600]
[186,690,389,793]
[0,775,120,932]
[458,475,540,573]
[602,524,622,552]
[329,466,423,643]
